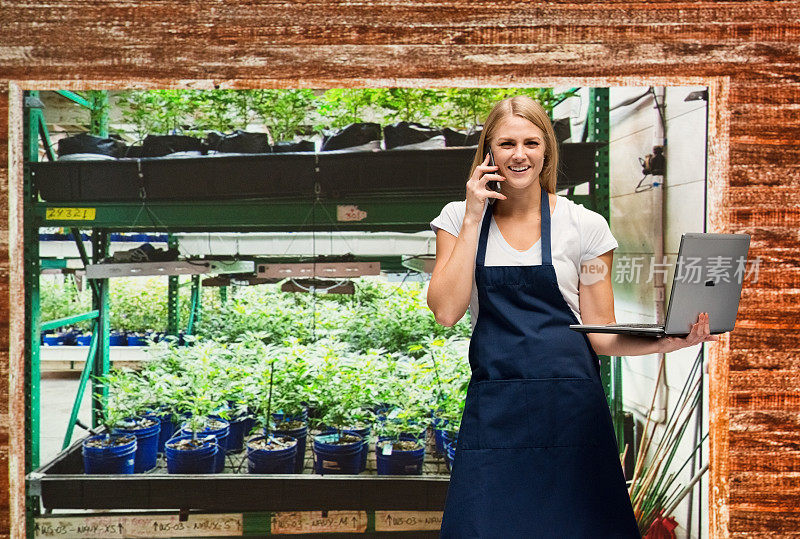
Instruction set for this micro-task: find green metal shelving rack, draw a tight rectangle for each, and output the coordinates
[24,89,620,537]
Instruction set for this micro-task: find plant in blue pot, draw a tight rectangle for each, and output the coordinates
[243,342,299,474]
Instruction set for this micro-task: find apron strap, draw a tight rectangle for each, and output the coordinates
[476,187,553,266]
[476,203,493,267]
[540,187,552,265]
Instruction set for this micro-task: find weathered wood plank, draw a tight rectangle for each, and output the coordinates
[0,2,797,538]
[2,2,800,49]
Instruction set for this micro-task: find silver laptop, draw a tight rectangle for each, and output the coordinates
[570,233,751,338]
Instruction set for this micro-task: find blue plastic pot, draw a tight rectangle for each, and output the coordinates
[181,418,229,473]
[273,423,308,473]
[126,333,146,346]
[312,432,363,475]
[432,417,449,454]
[165,435,218,474]
[83,434,137,474]
[442,431,458,472]
[444,439,457,472]
[75,334,92,346]
[272,407,309,424]
[113,416,161,473]
[376,437,425,476]
[155,413,181,453]
[347,427,370,473]
[247,435,297,474]
[42,333,65,346]
[221,414,252,453]
[317,425,369,474]
[109,331,127,346]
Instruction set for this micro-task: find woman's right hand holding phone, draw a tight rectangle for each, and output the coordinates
[465,153,507,222]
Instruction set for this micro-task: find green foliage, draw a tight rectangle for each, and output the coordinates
[117,90,198,141]
[39,276,93,329]
[314,89,382,130]
[371,88,443,123]
[250,89,318,142]
[40,275,217,332]
[192,90,253,133]
[115,87,578,145]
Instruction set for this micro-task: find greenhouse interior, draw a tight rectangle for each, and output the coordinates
[24,88,712,537]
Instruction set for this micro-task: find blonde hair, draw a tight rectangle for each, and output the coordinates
[468,95,559,194]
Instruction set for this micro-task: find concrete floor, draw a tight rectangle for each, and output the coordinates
[39,373,94,466]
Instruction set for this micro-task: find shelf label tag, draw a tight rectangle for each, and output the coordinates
[46,207,96,221]
[375,511,444,532]
[271,511,368,534]
[336,205,367,221]
[34,513,243,538]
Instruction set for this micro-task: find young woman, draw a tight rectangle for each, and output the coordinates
[427,95,718,537]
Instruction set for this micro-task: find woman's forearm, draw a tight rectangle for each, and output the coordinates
[427,215,482,326]
[587,332,669,357]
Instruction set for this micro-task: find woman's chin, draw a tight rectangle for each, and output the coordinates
[502,176,540,192]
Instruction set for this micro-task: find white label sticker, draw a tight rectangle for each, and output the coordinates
[336,205,367,222]
[271,511,367,534]
[34,514,243,538]
[374,511,444,532]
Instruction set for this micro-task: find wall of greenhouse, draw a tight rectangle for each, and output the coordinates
[603,86,710,538]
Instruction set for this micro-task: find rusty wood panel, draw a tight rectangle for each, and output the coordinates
[730,350,800,371]
[0,84,10,539]
[730,410,800,433]
[730,450,800,473]
[730,391,800,411]
[730,82,800,105]
[2,2,800,49]
[729,472,800,522]
[730,186,800,209]
[2,44,800,81]
[730,165,800,188]
[730,431,800,453]
[4,84,25,539]
[729,331,800,352]
[731,371,800,392]
[731,103,800,124]
[730,508,800,535]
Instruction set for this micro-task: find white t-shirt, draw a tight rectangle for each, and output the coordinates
[430,196,618,331]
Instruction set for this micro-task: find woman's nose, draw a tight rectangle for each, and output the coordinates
[513,146,525,159]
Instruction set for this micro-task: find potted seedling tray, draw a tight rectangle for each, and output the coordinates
[28,434,450,512]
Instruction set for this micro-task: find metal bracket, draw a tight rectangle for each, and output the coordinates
[26,472,43,497]
[24,96,45,109]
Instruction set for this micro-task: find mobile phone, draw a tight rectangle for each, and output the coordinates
[485,147,499,191]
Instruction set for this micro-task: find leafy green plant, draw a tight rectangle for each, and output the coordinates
[314,89,381,130]
[250,89,318,142]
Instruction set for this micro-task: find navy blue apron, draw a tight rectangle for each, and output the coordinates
[440,189,640,538]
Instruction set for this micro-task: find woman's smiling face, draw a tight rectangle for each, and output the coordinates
[488,115,547,192]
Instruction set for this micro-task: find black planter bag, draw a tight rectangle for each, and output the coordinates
[141,135,206,157]
[443,126,483,147]
[320,122,381,151]
[383,121,445,150]
[57,133,128,158]
[271,140,316,153]
[207,130,271,154]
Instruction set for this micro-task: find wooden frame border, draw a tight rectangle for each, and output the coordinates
[8,76,731,537]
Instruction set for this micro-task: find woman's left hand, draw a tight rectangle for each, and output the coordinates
[658,312,722,353]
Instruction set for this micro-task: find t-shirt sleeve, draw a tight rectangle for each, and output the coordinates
[430,201,465,237]
[579,207,618,263]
